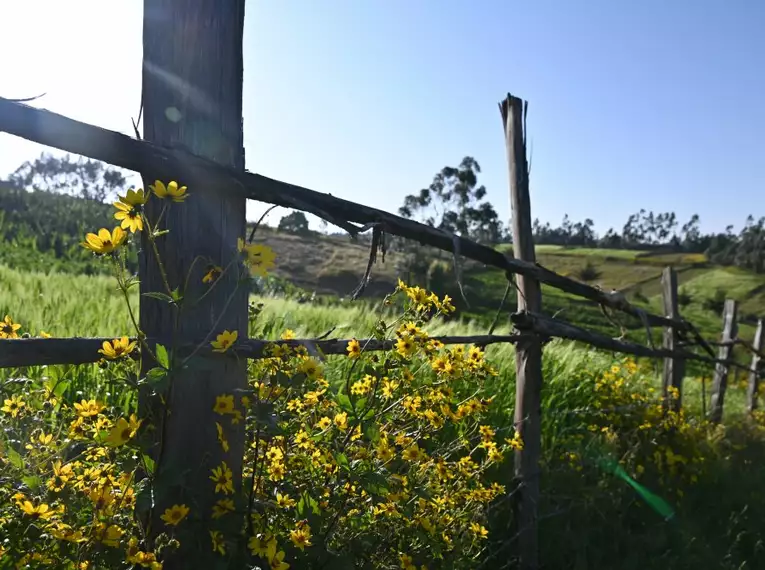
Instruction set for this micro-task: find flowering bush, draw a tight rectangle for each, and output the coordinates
[0,180,516,569]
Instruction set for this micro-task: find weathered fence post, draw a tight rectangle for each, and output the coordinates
[661,267,684,411]
[746,319,764,413]
[139,0,248,565]
[500,93,542,570]
[709,299,738,423]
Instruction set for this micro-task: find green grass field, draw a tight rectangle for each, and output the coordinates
[0,262,752,420]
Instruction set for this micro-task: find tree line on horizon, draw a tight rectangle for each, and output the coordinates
[1,153,764,276]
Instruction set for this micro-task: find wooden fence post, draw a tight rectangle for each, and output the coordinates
[500,93,542,570]
[661,267,684,411]
[709,299,738,423]
[746,319,764,413]
[139,1,248,566]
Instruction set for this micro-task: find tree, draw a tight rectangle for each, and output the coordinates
[399,156,503,245]
[278,210,311,235]
[8,152,128,202]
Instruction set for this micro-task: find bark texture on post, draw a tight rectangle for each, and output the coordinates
[140,1,247,565]
[709,299,738,423]
[746,319,764,413]
[661,267,685,411]
[500,93,542,570]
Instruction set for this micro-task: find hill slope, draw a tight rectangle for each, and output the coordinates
[251,228,765,345]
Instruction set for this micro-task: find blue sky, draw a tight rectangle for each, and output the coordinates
[1,0,763,235]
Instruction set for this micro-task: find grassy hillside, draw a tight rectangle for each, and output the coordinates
[251,229,765,346]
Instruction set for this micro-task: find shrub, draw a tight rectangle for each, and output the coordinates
[0,181,514,570]
[576,261,601,282]
[702,288,726,315]
[677,287,692,307]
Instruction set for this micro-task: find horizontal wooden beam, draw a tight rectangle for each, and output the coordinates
[0,334,522,369]
[0,97,689,333]
[512,311,754,374]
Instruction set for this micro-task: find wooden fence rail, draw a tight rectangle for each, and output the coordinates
[0,334,523,368]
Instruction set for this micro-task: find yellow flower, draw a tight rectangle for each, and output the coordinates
[213,394,235,415]
[210,530,226,555]
[19,500,54,520]
[160,504,190,526]
[216,422,230,452]
[1,395,25,417]
[346,338,361,359]
[99,337,137,360]
[298,357,322,381]
[268,461,286,482]
[375,440,395,462]
[0,315,21,338]
[470,522,489,539]
[399,554,417,570]
[396,336,416,358]
[73,399,105,418]
[334,412,349,431]
[281,329,296,340]
[315,416,332,430]
[211,330,238,353]
[82,226,127,254]
[210,461,234,495]
[289,522,312,551]
[47,460,73,492]
[402,444,425,463]
[117,187,150,206]
[151,180,189,202]
[212,498,235,519]
[505,432,524,451]
[39,330,51,338]
[114,201,144,233]
[276,493,296,508]
[106,414,141,446]
[248,534,276,557]
[237,239,276,277]
[479,425,495,443]
[202,265,223,284]
[267,542,290,570]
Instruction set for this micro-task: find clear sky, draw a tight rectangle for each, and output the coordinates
[1,0,763,235]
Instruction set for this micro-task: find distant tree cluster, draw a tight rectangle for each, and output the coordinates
[277,211,311,236]
[530,209,765,272]
[0,153,135,274]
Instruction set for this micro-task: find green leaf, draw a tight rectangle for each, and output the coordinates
[155,344,170,369]
[142,292,174,304]
[22,475,42,490]
[364,423,380,444]
[359,472,389,497]
[334,452,350,472]
[170,287,183,303]
[297,492,320,517]
[123,275,140,290]
[135,478,154,515]
[6,446,24,469]
[140,367,169,395]
[44,377,70,398]
[274,371,291,387]
[336,393,353,413]
[141,453,156,476]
